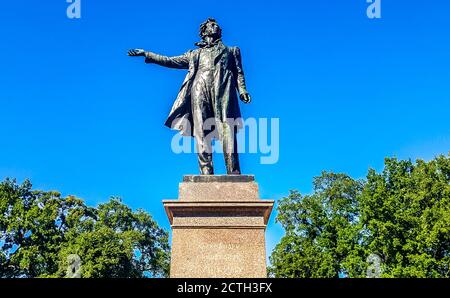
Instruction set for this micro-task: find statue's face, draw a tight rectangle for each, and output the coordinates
[203,22,221,38]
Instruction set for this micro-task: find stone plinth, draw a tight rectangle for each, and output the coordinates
[163,175,274,278]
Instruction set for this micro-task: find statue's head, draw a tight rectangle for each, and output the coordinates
[199,18,222,40]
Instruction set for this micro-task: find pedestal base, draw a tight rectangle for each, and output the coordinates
[163,175,274,278]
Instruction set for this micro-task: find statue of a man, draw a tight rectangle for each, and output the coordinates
[128,18,251,175]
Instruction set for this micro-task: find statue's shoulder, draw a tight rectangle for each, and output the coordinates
[186,48,200,60]
[190,48,200,55]
[228,46,242,56]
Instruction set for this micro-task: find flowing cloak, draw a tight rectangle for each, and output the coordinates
[144,41,249,138]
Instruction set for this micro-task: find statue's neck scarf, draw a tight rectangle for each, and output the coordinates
[195,38,222,48]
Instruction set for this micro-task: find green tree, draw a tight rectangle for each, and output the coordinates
[360,156,450,277]
[270,172,365,277]
[0,179,170,278]
[270,154,450,278]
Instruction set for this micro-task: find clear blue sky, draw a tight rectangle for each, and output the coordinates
[1,1,449,257]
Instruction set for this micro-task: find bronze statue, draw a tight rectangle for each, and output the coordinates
[128,18,251,175]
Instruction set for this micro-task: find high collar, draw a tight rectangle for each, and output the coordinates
[195,38,223,48]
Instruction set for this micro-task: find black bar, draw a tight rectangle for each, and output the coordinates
[1,278,448,296]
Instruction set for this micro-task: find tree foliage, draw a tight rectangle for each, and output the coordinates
[270,154,450,278]
[0,179,170,278]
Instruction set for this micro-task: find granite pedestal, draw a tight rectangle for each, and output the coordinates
[163,175,274,278]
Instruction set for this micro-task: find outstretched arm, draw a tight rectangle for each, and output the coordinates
[232,47,251,104]
[128,49,190,69]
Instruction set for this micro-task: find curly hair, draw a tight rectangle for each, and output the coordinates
[199,18,222,39]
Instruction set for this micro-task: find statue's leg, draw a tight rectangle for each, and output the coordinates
[222,123,241,175]
[191,71,215,175]
[196,135,214,175]
[192,110,215,175]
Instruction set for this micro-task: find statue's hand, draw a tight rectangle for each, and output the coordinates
[128,49,146,56]
[240,93,251,104]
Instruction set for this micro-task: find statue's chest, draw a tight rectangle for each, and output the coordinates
[197,47,232,70]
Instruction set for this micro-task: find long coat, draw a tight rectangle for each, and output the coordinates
[144,42,248,137]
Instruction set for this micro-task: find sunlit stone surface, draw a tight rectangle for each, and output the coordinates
[163,175,274,278]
